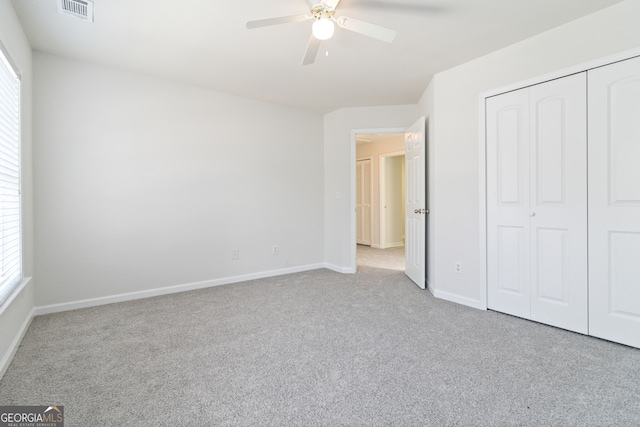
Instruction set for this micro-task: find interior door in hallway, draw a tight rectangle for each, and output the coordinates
[405,116,426,289]
[356,158,372,246]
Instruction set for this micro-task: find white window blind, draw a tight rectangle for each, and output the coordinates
[0,44,22,307]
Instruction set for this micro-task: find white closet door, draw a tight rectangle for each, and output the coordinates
[487,74,588,334]
[487,88,531,319]
[588,56,640,348]
[529,73,588,334]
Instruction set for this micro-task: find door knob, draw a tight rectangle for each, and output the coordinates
[530,212,536,217]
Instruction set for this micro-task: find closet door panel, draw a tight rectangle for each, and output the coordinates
[529,73,588,334]
[588,56,640,348]
[487,88,531,318]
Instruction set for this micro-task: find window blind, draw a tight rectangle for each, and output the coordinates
[0,44,22,307]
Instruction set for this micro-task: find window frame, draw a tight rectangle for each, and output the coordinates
[0,40,24,311]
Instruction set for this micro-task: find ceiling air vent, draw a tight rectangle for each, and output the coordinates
[57,0,94,22]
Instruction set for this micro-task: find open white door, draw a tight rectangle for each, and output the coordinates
[405,117,426,288]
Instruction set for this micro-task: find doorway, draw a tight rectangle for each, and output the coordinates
[355,132,406,271]
[350,118,429,289]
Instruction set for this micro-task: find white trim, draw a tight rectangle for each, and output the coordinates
[0,45,24,309]
[478,94,488,311]
[426,280,434,296]
[0,41,20,80]
[384,242,405,249]
[351,127,407,273]
[481,47,640,100]
[433,289,486,311]
[478,47,640,314]
[0,307,34,380]
[324,263,356,274]
[0,277,32,317]
[370,242,403,249]
[34,264,325,316]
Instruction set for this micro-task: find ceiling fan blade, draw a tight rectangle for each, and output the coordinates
[335,16,397,43]
[246,14,311,29]
[324,0,341,9]
[302,34,321,65]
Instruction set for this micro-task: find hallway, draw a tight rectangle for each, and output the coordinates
[356,245,404,271]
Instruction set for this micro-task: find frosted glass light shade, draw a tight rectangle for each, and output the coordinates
[312,18,335,40]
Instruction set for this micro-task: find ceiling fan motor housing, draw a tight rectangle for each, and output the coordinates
[312,4,335,20]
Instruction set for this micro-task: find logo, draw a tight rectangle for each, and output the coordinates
[0,406,64,427]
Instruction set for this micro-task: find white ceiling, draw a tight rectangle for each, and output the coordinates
[11,0,624,113]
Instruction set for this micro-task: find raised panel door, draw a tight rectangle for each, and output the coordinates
[529,73,588,334]
[405,117,426,289]
[487,88,531,318]
[588,55,640,348]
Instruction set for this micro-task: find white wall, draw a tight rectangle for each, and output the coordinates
[0,0,34,379]
[33,53,324,309]
[324,105,419,272]
[420,0,640,308]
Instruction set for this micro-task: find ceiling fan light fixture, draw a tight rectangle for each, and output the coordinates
[312,18,335,40]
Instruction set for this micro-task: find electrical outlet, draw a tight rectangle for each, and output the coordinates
[454,261,462,274]
[231,249,239,260]
[272,245,279,255]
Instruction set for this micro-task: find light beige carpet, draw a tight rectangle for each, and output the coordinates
[357,244,405,271]
[1,266,639,425]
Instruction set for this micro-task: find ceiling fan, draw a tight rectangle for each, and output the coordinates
[246,0,397,65]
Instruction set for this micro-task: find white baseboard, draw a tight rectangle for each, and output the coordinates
[0,307,34,380]
[323,263,356,274]
[386,242,404,248]
[426,280,435,297]
[433,289,487,311]
[378,242,404,249]
[34,263,325,316]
